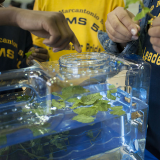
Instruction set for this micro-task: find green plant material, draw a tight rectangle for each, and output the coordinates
[25,48,35,58]
[20,144,47,160]
[0,135,7,145]
[110,106,126,116]
[0,146,9,156]
[108,85,117,93]
[16,95,31,102]
[134,7,151,21]
[67,97,79,103]
[93,99,110,111]
[117,61,123,64]
[22,107,50,116]
[73,107,98,116]
[107,91,116,100]
[81,93,103,105]
[86,130,94,139]
[52,86,90,101]
[28,123,52,137]
[25,51,32,58]
[110,110,126,116]
[110,106,123,110]
[124,0,140,9]
[70,99,81,109]
[148,20,152,24]
[52,99,65,109]
[72,114,95,123]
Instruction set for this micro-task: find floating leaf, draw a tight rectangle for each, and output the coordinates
[52,99,65,109]
[73,107,98,116]
[110,106,123,110]
[107,91,116,100]
[52,86,90,100]
[0,135,7,145]
[134,7,151,21]
[72,114,95,123]
[109,85,117,93]
[110,105,125,116]
[81,93,103,105]
[110,110,126,116]
[67,97,79,103]
[70,99,81,109]
[93,100,110,111]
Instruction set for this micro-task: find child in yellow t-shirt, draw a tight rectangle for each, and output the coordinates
[32,0,125,61]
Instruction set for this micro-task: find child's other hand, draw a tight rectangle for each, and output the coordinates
[105,7,140,44]
[26,47,49,65]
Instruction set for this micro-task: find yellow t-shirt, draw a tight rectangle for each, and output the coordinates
[32,0,124,61]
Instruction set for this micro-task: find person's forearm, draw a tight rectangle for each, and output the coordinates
[0,7,18,26]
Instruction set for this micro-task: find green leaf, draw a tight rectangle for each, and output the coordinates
[124,0,140,9]
[81,93,103,105]
[70,99,81,109]
[16,95,31,102]
[86,130,94,139]
[110,106,126,116]
[28,123,51,136]
[67,97,79,103]
[52,99,65,109]
[52,86,90,100]
[0,135,7,145]
[108,85,117,93]
[110,106,123,110]
[110,110,126,116]
[22,108,50,116]
[73,107,98,116]
[107,91,116,100]
[134,7,151,21]
[72,114,95,123]
[93,100,110,111]
[25,51,32,58]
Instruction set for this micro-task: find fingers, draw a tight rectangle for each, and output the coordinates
[42,12,81,53]
[27,48,49,62]
[106,7,140,43]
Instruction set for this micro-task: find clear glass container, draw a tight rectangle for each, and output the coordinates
[0,52,151,160]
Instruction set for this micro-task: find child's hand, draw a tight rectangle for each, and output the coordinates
[26,47,49,65]
[148,17,160,53]
[105,7,140,44]
[15,9,82,53]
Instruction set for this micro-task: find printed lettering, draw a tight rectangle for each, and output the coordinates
[91,23,99,32]
[7,49,14,59]
[18,50,24,57]
[17,61,21,69]
[78,18,87,25]
[156,0,160,7]
[151,53,158,63]
[0,48,6,57]
[66,17,76,24]
[156,56,160,65]
[147,52,153,62]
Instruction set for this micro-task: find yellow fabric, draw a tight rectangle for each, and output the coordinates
[32,0,124,61]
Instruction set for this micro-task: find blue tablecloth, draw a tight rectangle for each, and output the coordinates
[145,149,158,160]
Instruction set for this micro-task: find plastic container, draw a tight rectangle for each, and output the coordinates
[0,52,151,160]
